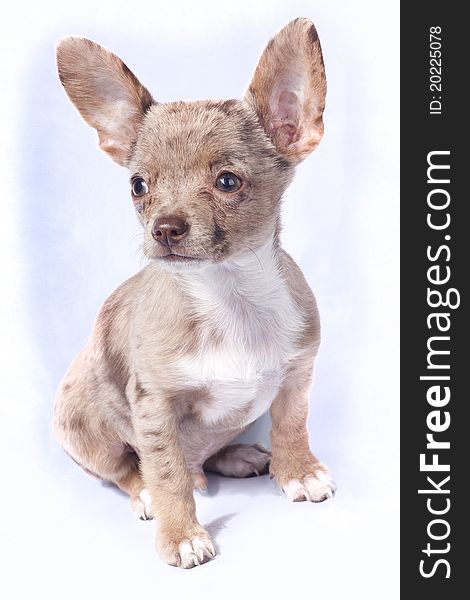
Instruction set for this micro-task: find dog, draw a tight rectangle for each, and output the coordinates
[53,17,336,569]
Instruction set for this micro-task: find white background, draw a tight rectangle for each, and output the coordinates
[0,1,399,598]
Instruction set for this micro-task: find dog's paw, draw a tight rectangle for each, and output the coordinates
[206,443,271,478]
[192,471,209,492]
[131,488,154,520]
[283,466,336,503]
[158,530,216,569]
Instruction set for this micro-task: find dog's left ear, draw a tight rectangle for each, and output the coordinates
[245,18,326,164]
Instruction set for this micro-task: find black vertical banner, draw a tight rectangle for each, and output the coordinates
[401,3,466,597]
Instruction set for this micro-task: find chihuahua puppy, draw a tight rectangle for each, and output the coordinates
[53,18,335,568]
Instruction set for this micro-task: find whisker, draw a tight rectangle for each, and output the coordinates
[130,231,145,243]
[247,246,263,271]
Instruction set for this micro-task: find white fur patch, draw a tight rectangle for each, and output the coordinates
[131,488,153,520]
[139,488,152,509]
[174,239,303,427]
[284,468,337,502]
[178,536,216,568]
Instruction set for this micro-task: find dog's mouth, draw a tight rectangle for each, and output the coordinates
[156,252,205,263]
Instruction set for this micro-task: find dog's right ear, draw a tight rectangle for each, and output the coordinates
[56,37,154,166]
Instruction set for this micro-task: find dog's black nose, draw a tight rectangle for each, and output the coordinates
[152,217,189,247]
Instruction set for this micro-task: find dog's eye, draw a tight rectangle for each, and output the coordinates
[215,172,242,192]
[131,177,148,197]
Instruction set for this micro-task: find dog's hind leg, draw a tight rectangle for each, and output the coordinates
[53,371,151,519]
[204,443,271,478]
[57,418,151,519]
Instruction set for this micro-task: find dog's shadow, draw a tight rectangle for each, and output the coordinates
[204,513,237,545]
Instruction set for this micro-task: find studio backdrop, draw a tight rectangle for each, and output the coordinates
[0,1,399,598]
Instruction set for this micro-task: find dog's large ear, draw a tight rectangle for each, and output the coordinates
[245,18,326,164]
[56,37,154,166]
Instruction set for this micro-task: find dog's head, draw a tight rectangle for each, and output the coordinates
[56,18,326,270]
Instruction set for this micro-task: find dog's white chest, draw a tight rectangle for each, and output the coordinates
[184,343,284,427]
[174,250,303,427]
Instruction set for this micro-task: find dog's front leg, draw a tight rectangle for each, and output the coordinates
[270,353,336,503]
[131,382,215,568]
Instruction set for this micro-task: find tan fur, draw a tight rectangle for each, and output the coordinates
[53,18,335,569]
